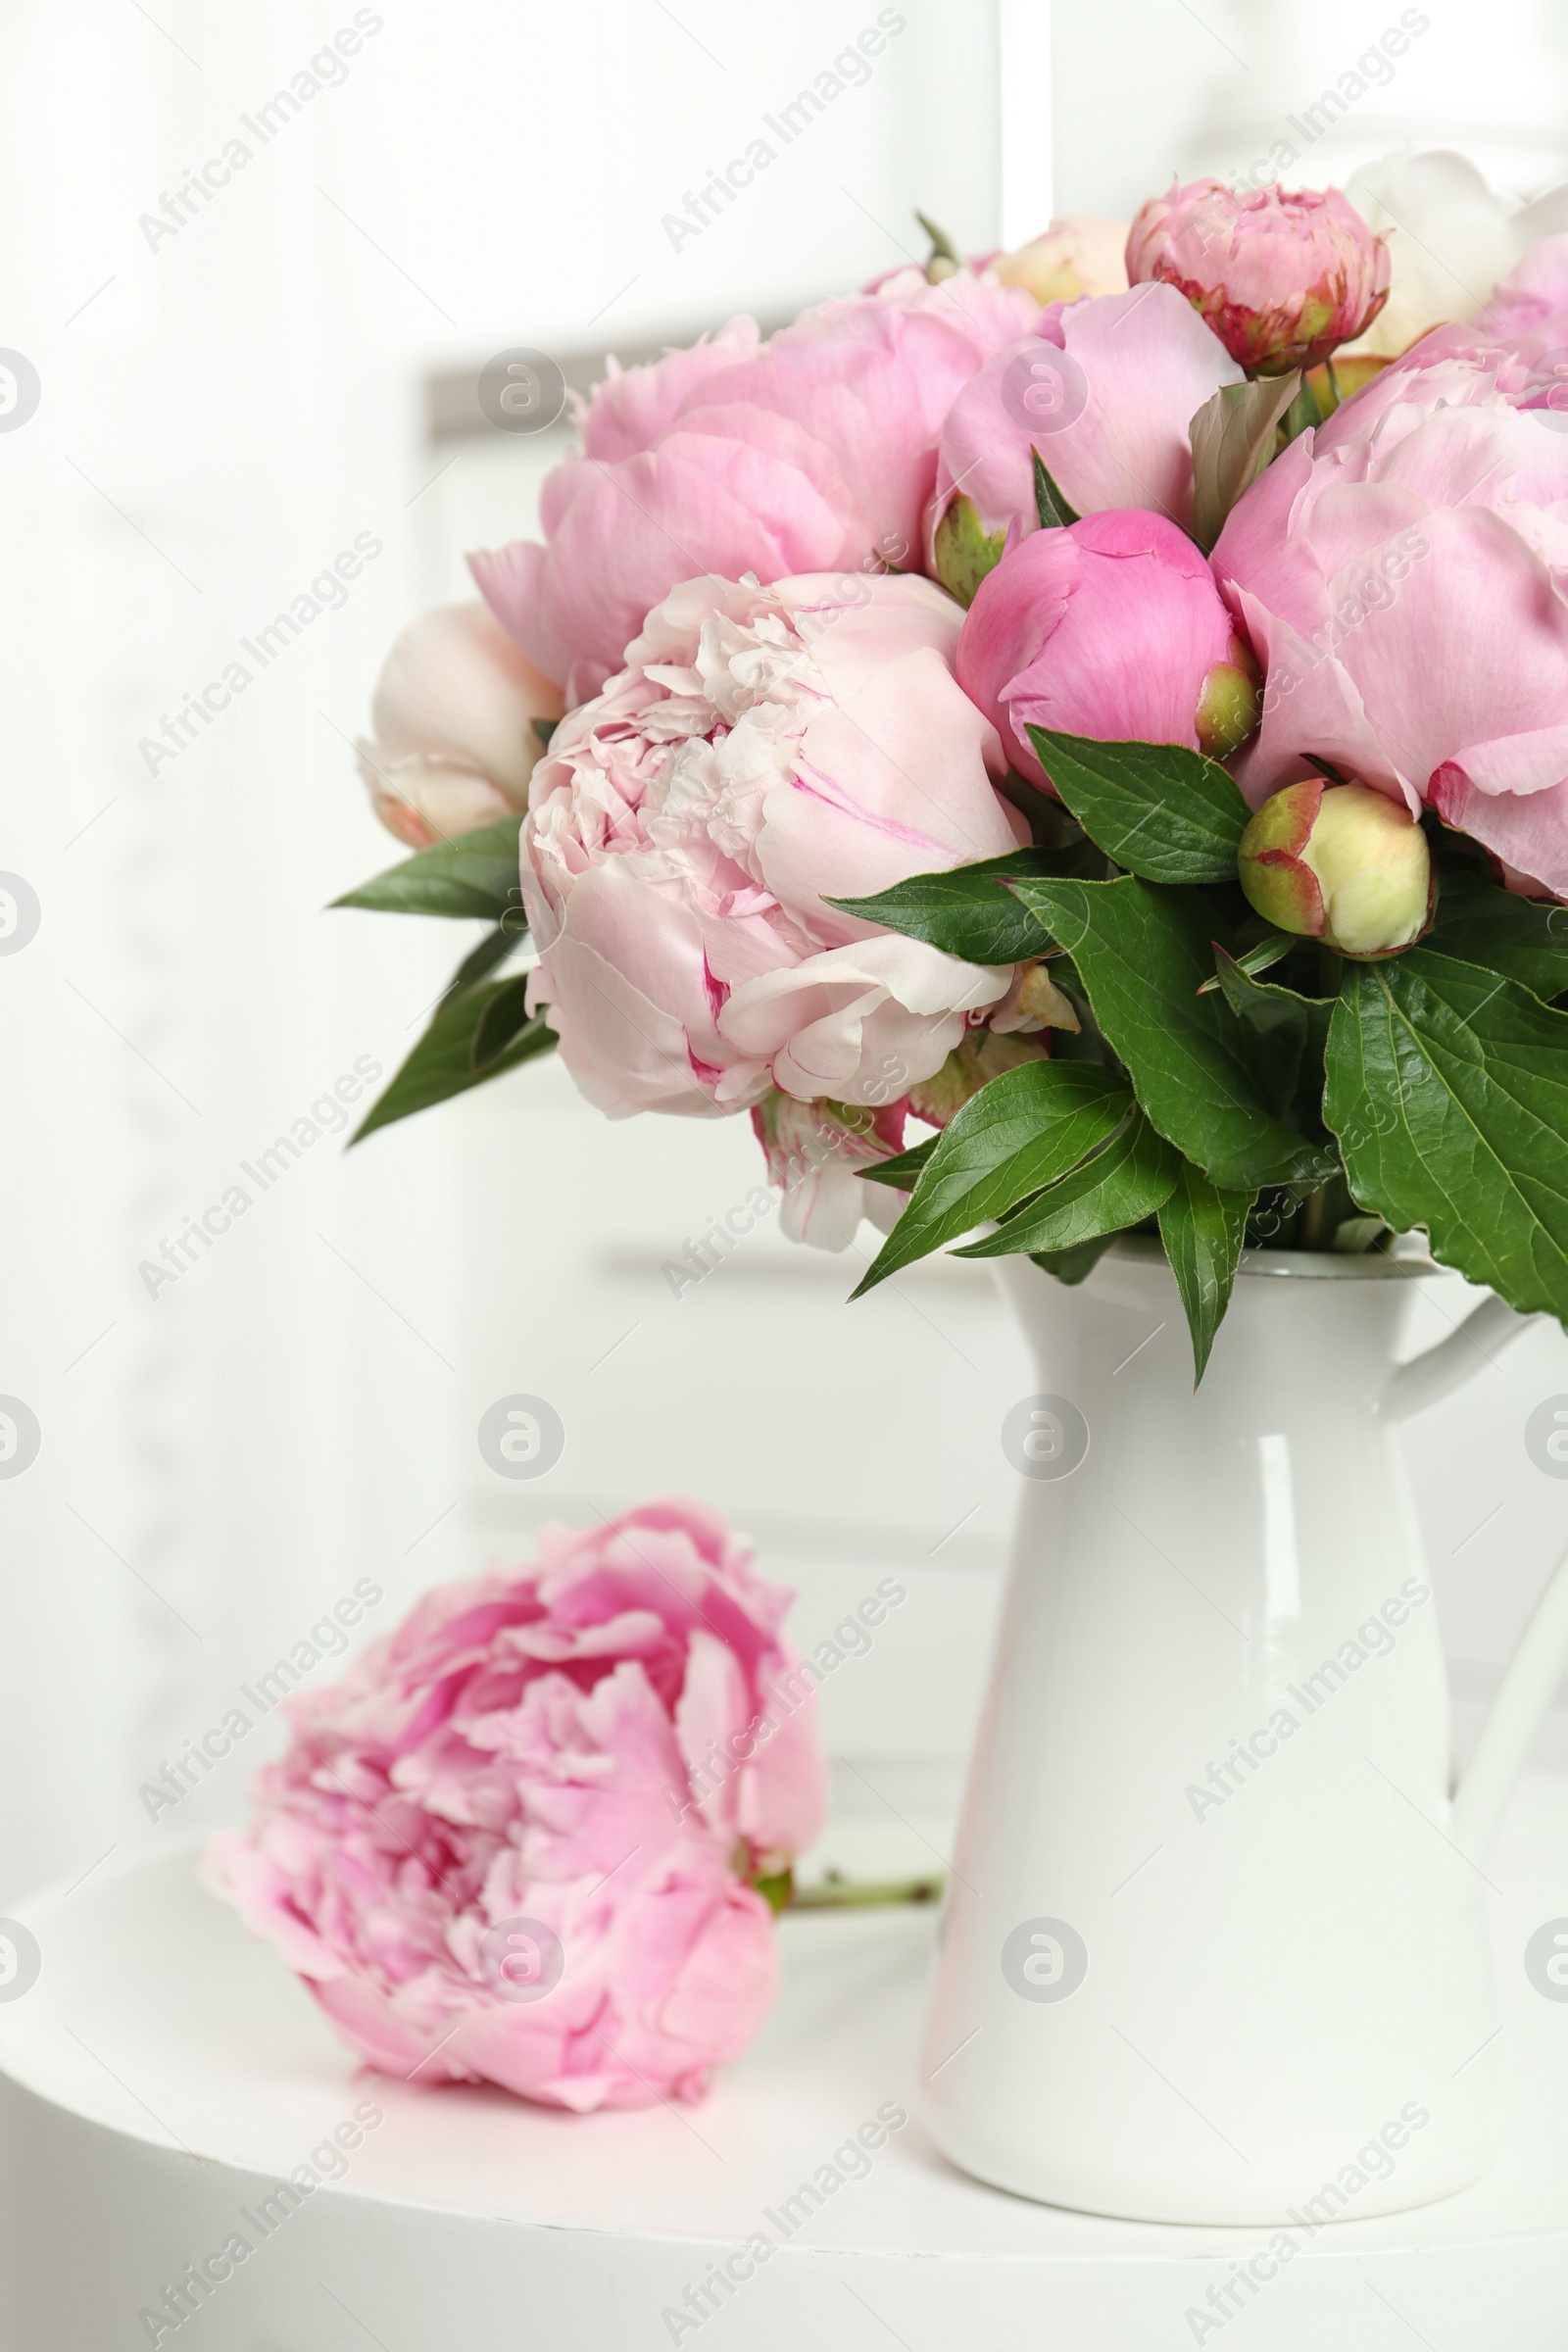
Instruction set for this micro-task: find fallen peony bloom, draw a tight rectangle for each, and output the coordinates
[206,1501,827,2111]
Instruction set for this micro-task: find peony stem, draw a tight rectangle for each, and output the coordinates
[1298,1182,1330,1250]
[789,1873,945,1911]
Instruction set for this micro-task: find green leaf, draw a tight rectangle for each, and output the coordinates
[998,780,1111,872]
[1205,944,1334,1117]
[1029,1236,1118,1285]
[1157,1161,1255,1383]
[853,1063,1133,1295]
[860,1134,938,1189]
[1010,875,1338,1190]
[1022,730,1251,884]
[1325,948,1568,1321]
[1033,449,1080,529]
[332,816,524,921]
[471,972,537,1070]
[1208,947,1328,1036]
[352,982,556,1144]
[827,849,1059,965]
[1281,369,1323,445]
[1197,931,1294,991]
[916,210,959,266]
[906,1029,1060,1127]
[440,923,517,1003]
[533,717,559,754]
[1426,874,1568,1000]
[1189,374,1300,552]
[956,1112,1179,1257]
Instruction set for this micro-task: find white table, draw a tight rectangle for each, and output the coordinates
[2,1787,1568,2350]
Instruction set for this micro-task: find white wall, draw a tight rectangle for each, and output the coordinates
[0,0,1016,1901]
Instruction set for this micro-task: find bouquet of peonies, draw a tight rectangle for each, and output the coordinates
[341,170,1568,1378]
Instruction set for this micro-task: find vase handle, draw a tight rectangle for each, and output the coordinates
[1381,1291,1536,1424]
[1380,1285,1567,1862]
[1451,1541,1568,1862]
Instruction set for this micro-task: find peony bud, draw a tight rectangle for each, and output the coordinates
[1126,179,1390,374]
[1238,781,1433,957]
[957,510,1257,790]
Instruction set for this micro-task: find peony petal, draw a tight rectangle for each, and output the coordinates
[1435,726,1568,798]
[1430,768,1568,897]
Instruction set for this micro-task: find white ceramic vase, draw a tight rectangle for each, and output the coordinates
[921,1240,1568,2226]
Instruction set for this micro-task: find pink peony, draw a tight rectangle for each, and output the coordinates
[1126,178,1390,374]
[1482,231,1568,341]
[928,283,1242,578]
[469,271,1038,703]
[355,603,564,850]
[205,1501,827,2112]
[1211,327,1568,893]
[957,510,1259,790]
[520,569,1025,1122]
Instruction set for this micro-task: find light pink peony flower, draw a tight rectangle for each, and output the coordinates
[356,603,564,851]
[982,217,1131,306]
[1482,231,1568,342]
[1341,151,1528,359]
[750,1091,908,1251]
[928,283,1243,577]
[572,317,761,461]
[469,272,1038,703]
[205,1501,827,2112]
[1126,178,1391,374]
[957,510,1259,791]
[879,220,1129,308]
[1211,328,1568,893]
[520,569,1025,1125]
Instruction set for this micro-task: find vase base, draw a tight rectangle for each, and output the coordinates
[919,2120,1494,2229]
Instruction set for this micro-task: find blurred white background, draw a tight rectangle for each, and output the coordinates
[3,0,1568,1908]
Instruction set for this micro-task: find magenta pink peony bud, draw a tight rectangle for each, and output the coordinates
[1238,781,1433,957]
[956,509,1258,790]
[1126,178,1390,374]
